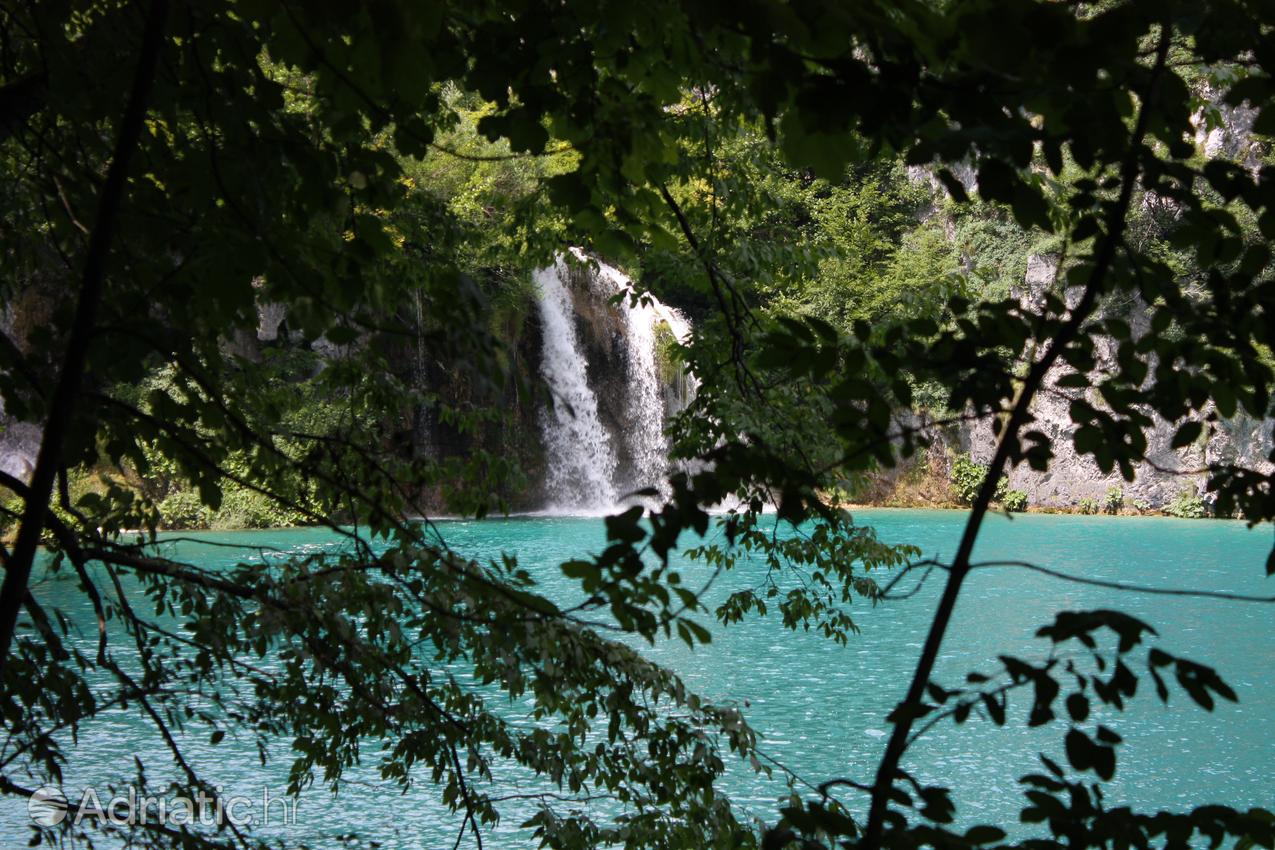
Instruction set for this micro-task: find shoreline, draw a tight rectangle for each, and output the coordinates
[5,502,1240,546]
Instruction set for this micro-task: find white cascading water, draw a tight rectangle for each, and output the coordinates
[535,253,694,512]
[535,262,620,510]
[590,259,669,497]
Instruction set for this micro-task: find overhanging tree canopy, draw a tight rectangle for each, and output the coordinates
[1,1,1273,849]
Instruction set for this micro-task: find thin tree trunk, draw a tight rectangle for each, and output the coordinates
[0,0,170,674]
[857,25,1173,850]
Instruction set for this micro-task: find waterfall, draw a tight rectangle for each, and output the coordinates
[590,260,669,498]
[535,262,620,511]
[409,289,436,460]
[535,253,694,513]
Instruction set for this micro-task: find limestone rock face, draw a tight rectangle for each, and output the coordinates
[560,260,634,445]
[0,294,50,483]
[1191,80,1263,170]
[960,254,1274,511]
[952,80,1274,510]
[0,402,40,482]
[256,301,288,342]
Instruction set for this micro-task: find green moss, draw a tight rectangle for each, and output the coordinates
[653,320,683,386]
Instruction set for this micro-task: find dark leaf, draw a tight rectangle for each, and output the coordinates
[1172,420,1203,449]
[1066,693,1090,722]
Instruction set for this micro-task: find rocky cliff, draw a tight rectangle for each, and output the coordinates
[958,254,1274,512]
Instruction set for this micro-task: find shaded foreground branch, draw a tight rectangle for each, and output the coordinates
[0,0,170,673]
[857,24,1174,850]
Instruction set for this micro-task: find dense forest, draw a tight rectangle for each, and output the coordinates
[6,82,1270,524]
[1,1,1273,850]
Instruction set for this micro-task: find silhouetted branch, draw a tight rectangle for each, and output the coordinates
[969,560,1275,603]
[859,25,1175,850]
[0,0,170,673]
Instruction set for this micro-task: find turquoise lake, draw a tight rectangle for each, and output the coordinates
[4,509,1273,847]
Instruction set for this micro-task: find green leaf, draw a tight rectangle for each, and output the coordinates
[1255,106,1275,137]
[561,560,597,580]
[977,159,1016,204]
[325,325,360,345]
[965,825,1007,845]
[982,693,1006,726]
[681,618,712,645]
[1056,373,1090,389]
[937,168,969,203]
[546,171,591,209]
[1066,693,1089,722]
[1172,420,1203,448]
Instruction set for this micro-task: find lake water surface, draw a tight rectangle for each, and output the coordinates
[5,510,1272,847]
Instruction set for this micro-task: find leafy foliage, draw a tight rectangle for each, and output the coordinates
[1,1,1273,850]
[772,609,1262,850]
[951,453,1009,507]
[1002,489,1029,512]
[1166,489,1209,519]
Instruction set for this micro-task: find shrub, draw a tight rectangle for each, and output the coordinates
[157,490,212,530]
[1078,497,1100,515]
[1132,498,1151,514]
[950,453,984,504]
[1166,489,1207,519]
[0,491,23,537]
[210,485,311,530]
[1102,486,1124,515]
[950,452,1008,506]
[1001,489,1028,512]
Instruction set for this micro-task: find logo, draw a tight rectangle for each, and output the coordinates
[26,784,297,828]
[28,786,69,826]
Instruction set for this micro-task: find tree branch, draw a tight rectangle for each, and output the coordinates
[0,0,169,673]
[857,22,1175,850]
